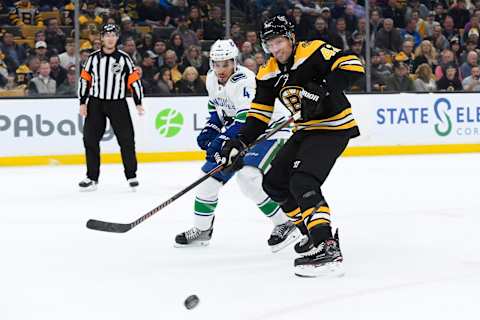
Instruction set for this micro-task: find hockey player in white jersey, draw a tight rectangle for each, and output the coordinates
[174,39,299,252]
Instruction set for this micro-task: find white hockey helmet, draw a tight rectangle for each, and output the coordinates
[209,39,239,70]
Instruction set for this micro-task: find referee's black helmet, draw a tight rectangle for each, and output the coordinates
[260,15,295,53]
[101,23,120,36]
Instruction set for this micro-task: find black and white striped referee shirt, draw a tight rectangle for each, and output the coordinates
[78,49,143,105]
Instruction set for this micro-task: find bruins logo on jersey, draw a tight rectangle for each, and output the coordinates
[279,86,302,114]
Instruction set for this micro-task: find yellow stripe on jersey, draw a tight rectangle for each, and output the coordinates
[339,64,365,73]
[292,40,324,70]
[295,107,358,131]
[298,108,353,126]
[331,55,361,72]
[256,57,280,81]
[301,120,358,131]
[251,102,274,112]
[248,102,274,124]
[247,112,271,124]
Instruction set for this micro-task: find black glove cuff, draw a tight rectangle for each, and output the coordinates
[236,134,249,148]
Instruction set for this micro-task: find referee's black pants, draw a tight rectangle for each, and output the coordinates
[83,97,137,181]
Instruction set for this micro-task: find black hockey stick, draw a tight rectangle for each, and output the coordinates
[86,112,301,233]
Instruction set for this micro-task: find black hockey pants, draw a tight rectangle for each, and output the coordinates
[83,97,137,181]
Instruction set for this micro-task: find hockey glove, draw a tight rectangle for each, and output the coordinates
[206,134,229,162]
[300,82,328,122]
[217,138,247,172]
[197,122,222,150]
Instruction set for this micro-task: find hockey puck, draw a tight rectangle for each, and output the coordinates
[184,294,200,310]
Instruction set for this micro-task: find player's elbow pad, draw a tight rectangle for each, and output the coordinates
[325,70,364,93]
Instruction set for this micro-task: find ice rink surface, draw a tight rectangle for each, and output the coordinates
[1,153,479,320]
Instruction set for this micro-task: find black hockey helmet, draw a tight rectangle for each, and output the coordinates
[260,15,295,53]
[101,23,120,36]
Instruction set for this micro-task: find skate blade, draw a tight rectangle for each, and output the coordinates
[270,229,301,253]
[294,261,345,278]
[130,186,137,192]
[79,185,97,192]
[173,240,210,248]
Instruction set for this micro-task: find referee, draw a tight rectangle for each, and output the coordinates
[78,23,144,191]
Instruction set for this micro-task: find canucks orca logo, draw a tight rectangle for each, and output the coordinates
[230,73,246,83]
[279,86,302,114]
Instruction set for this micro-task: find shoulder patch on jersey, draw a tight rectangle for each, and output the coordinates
[230,73,247,83]
[319,43,342,61]
[256,57,280,81]
[291,40,325,70]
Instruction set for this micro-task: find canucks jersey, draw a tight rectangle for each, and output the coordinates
[206,65,255,129]
[240,40,365,144]
[205,65,290,140]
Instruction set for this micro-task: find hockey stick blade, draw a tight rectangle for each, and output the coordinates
[85,164,224,233]
[86,219,132,233]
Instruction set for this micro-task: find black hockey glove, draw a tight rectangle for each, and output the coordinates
[216,138,247,172]
[300,82,328,122]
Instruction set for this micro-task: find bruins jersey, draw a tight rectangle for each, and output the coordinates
[9,2,43,26]
[242,40,364,144]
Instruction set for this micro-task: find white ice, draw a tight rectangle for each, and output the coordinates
[1,154,479,320]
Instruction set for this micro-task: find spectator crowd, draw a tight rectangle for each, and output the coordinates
[2,0,480,96]
[254,0,480,92]
[0,0,233,96]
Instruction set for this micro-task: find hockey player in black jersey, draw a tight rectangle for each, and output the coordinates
[218,15,365,277]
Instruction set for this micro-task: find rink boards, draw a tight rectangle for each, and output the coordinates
[1,93,480,166]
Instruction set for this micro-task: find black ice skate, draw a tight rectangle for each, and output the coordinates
[294,229,344,277]
[174,227,213,247]
[268,220,301,253]
[294,236,314,254]
[79,178,98,192]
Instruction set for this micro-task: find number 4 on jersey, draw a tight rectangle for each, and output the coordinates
[243,87,250,98]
